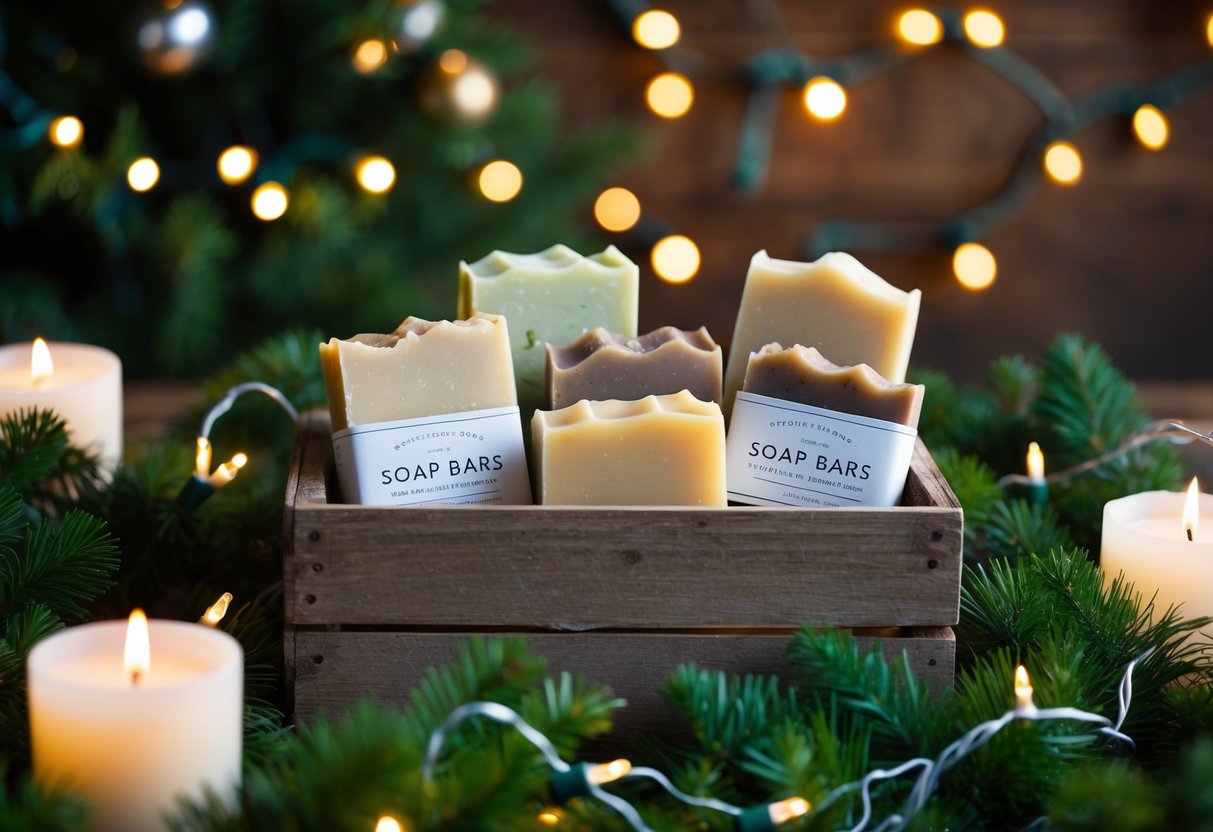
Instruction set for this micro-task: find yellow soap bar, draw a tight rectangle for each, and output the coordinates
[723,251,921,417]
[319,313,516,431]
[458,244,639,417]
[532,390,726,506]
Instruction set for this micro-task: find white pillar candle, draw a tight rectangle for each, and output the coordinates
[0,339,123,470]
[1101,481,1213,621]
[27,616,243,832]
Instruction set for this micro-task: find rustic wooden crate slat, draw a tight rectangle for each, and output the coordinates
[285,411,963,630]
[290,628,956,736]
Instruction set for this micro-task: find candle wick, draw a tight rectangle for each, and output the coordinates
[131,670,142,686]
[1187,527,1194,542]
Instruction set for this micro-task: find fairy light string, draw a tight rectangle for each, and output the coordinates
[420,651,1148,832]
[600,2,1213,288]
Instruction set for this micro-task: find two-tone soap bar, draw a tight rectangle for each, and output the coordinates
[723,251,921,417]
[319,313,532,506]
[545,326,722,409]
[742,343,924,428]
[532,390,726,506]
[458,244,639,417]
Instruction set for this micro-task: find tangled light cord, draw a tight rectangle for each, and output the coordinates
[420,653,1149,832]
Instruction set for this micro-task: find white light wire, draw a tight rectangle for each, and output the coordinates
[198,381,299,439]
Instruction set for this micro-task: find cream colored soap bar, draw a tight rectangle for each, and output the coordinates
[458,244,639,417]
[319,313,516,431]
[723,251,921,418]
[532,390,726,506]
[743,344,925,428]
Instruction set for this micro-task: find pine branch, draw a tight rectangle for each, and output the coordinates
[1,510,119,623]
[0,409,70,494]
[978,500,1076,561]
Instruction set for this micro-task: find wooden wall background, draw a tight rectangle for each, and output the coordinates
[487,0,1213,383]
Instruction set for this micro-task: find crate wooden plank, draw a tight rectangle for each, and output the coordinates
[285,411,963,630]
[290,628,955,734]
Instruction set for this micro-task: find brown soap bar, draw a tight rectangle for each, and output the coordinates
[742,343,924,428]
[545,326,722,409]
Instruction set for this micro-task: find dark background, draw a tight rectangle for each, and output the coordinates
[487,0,1213,383]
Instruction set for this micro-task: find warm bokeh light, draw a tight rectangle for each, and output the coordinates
[356,155,397,194]
[897,9,943,46]
[651,234,700,284]
[953,242,997,290]
[195,436,212,478]
[645,72,694,118]
[31,337,53,384]
[217,145,257,185]
[593,187,641,232]
[48,115,83,148]
[1026,442,1044,481]
[802,77,847,121]
[125,609,150,683]
[1132,104,1169,151]
[251,182,289,220]
[585,759,632,785]
[963,8,1005,48]
[374,817,402,832]
[1184,476,1200,541]
[477,160,523,202]
[1207,13,1213,47]
[451,65,498,118]
[438,48,468,74]
[127,157,161,192]
[537,809,563,826]
[352,38,389,73]
[769,796,812,824]
[1014,664,1034,710]
[632,9,680,50]
[1043,140,1083,186]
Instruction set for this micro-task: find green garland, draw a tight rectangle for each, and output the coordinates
[0,331,1209,831]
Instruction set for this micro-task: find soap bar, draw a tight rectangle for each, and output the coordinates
[545,326,722,409]
[532,390,726,506]
[723,251,921,417]
[319,313,516,431]
[458,244,639,417]
[743,344,924,428]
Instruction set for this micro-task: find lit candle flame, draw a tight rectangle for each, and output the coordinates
[769,796,812,824]
[585,758,632,785]
[200,592,233,627]
[207,452,248,488]
[195,436,212,478]
[125,608,150,685]
[1014,664,1034,712]
[31,337,53,385]
[1184,477,1199,542]
[1026,442,1045,482]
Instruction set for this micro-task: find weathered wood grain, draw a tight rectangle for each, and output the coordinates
[289,628,956,734]
[284,412,962,629]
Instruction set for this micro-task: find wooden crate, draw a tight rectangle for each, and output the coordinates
[285,410,963,733]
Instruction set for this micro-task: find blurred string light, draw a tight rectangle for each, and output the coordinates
[594,186,641,232]
[127,157,160,192]
[356,155,396,194]
[217,145,257,185]
[632,9,680,50]
[251,182,289,221]
[48,115,83,148]
[352,39,389,74]
[605,1,1213,291]
[651,234,700,283]
[477,159,523,202]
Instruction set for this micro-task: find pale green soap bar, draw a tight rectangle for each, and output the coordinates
[458,244,639,416]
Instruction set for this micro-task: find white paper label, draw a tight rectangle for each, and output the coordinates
[332,406,532,506]
[725,392,917,508]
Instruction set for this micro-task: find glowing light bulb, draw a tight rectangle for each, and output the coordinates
[48,115,83,148]
[953,242,997,290]
[1207,13,1213,47]
[1026,442,1044,482]
[1014,664,1034,712]
[897,9,943,46]
[477,160,523,202]
[195,436,212,477]
[125,609,150,685]
[537,809,563,826]
[633,9,680,50]
[208,452,248,488]
[1132,104,1169,151]
[374,817,402,832]
[803,77,847,121]
[1043,140,1082,186]
[1184,477,1200,542]
[645,72,694,119]
[251,182,289,221]
[586,759,632,785]
[769,796,811,825]
[652,234,700,284]
[127,157,161,192]
[964,8,1005,48]
[593,187,641,232]
[352,38,389,73]
[30,337,53,385]
[356,155,397,194]
[200,592,233,627]
[217,145,258,185]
